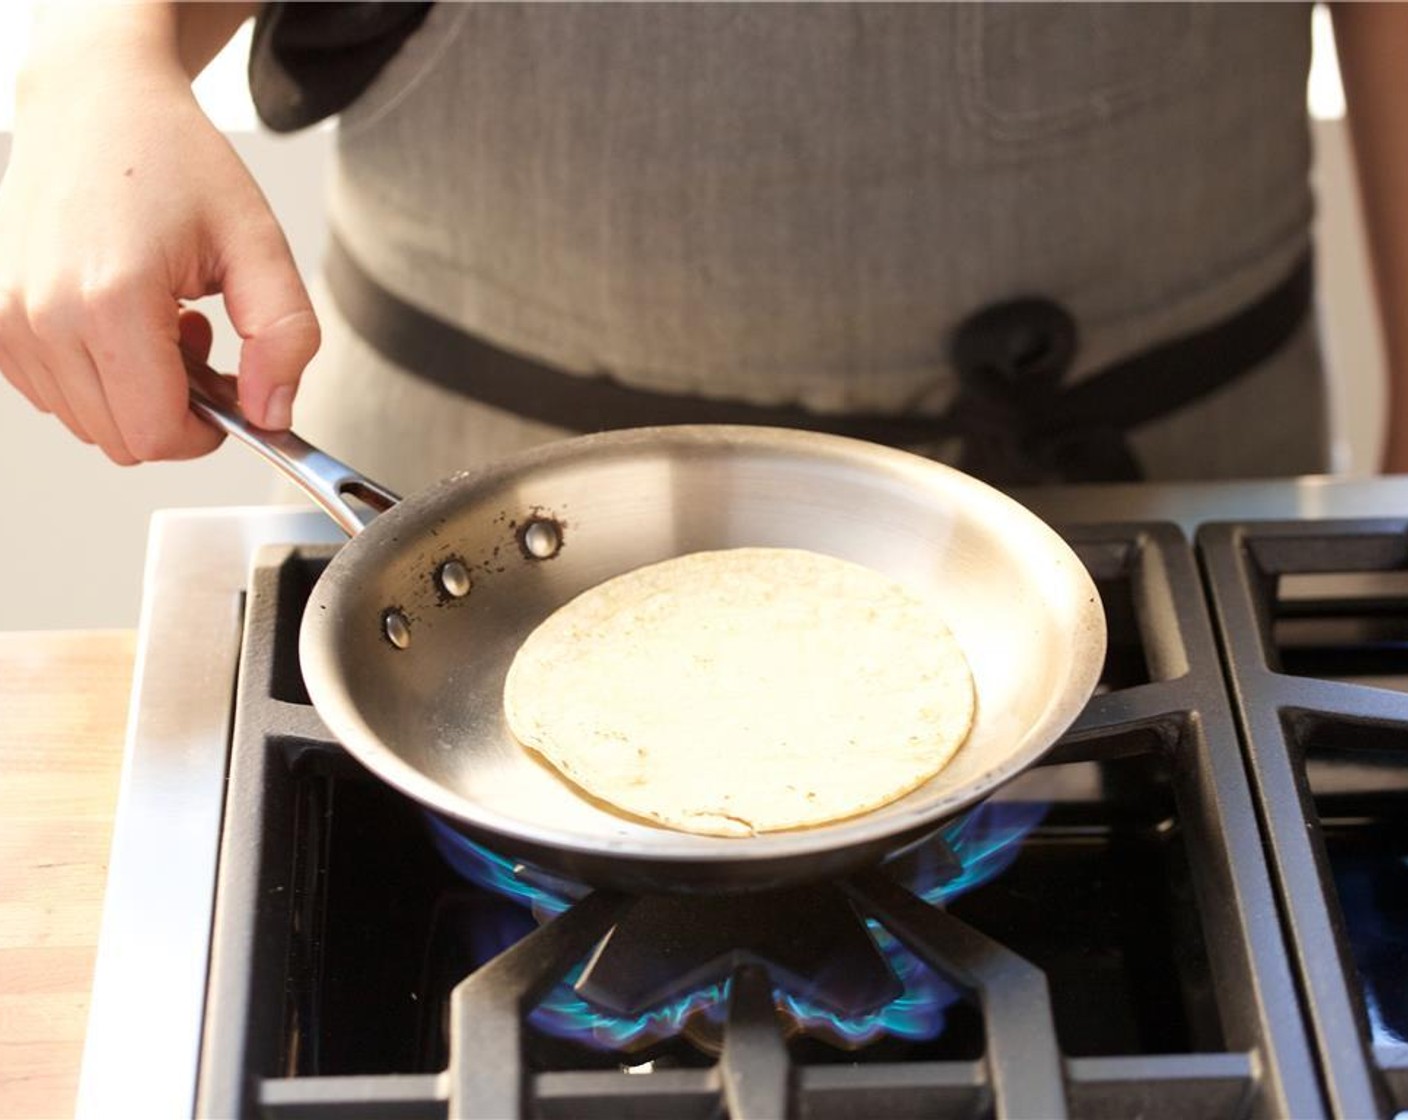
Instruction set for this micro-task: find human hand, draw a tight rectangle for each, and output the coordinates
[0,22,318,464]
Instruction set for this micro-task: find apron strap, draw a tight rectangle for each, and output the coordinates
[325,236,1312,485]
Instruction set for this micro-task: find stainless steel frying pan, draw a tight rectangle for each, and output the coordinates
[187,363,1106,892]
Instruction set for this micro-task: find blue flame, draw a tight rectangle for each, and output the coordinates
[426,816,573,922]
[522,923,966,1052]
[535,965,731,1050]
[921,798,1051,905]
[426,799,1046,1051]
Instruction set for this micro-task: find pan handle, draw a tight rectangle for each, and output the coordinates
[183,352,401,537]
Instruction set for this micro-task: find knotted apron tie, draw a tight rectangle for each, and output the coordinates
[947,297,1143,484]
[325,237,1312,487]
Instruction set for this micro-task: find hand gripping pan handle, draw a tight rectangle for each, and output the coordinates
[183,352,401,536]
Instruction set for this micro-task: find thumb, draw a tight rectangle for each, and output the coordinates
[217,219,320,430]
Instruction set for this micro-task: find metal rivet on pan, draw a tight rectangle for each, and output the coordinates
[383,609,411,650]
[522,519,561,559]
[438,559,472,598]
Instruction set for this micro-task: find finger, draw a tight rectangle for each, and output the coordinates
[178,306,240,415]
[0,330,47,413]
[89,285,224,461]
[7,329,93,444]
[27,278,140,461]
[45,338,139,465]
[217,219,319,430]
[0,289,46,410]
[177,308,213,363]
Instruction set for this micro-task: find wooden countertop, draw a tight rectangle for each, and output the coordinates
[0,631,135,1120]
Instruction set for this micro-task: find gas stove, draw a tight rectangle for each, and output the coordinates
[77,480,1408,1119]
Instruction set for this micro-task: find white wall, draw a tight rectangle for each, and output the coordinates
[1313,117,1387,476]
[0,6,1391,630]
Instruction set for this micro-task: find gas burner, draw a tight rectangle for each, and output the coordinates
[181,523,1331,1117]
[422,801,1043,1055]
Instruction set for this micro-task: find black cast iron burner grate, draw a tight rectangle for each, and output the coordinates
[1200,519,1408,1119]
[195,524,1322,1119]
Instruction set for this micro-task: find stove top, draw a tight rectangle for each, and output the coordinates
[77,479,1408,1119]
[1200,520,1408,1116]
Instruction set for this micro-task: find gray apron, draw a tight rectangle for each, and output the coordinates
[291,1,1327,495]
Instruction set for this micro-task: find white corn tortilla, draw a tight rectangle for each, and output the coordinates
[503,548,976,837]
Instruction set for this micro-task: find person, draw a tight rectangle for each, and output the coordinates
[1,2,1406,494]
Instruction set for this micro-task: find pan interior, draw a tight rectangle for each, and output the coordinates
[301,429,1104,860]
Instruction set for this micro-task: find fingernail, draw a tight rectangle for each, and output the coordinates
[264,385,295,430]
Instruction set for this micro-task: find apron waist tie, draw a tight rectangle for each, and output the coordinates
[324,238,1312,485]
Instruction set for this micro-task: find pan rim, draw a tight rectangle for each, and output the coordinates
[299,424,1107,864]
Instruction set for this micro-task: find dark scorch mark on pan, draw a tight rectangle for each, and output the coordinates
[516,509,568,561]
[429,555,473,605]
